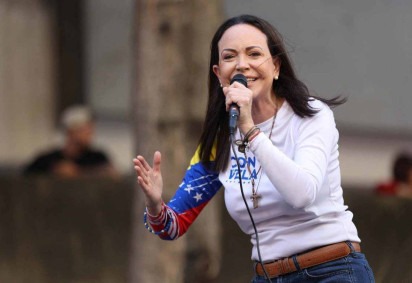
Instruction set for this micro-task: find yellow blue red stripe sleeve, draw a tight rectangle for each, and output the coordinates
[146,145,222,240]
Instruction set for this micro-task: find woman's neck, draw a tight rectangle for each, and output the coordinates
[252,94,284,124]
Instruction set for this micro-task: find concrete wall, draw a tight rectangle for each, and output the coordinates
[0,0,56,168]
[0,176,134,283]
[1,176,411,283]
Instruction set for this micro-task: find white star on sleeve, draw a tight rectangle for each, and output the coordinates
[193,193,203,202]
[184,186,194,194]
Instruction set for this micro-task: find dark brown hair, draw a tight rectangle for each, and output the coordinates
[393,153,412,182]
[198,15,345,172]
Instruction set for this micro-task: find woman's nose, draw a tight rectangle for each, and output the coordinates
[236,55,250,71]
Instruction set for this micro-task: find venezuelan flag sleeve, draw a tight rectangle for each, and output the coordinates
[146,146,222,240]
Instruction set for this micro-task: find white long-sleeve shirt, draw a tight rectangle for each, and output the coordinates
[148,98,360,262]
[220,99,360,261]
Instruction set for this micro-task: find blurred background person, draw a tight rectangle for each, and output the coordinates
[23,105,118,178]
[375,152,412,198]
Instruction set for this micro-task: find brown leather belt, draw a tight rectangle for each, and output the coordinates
[255,241,361,278]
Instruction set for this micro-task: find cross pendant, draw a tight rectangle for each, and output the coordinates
[250,192,262,209]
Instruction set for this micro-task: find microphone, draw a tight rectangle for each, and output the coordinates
[229,74,248,135]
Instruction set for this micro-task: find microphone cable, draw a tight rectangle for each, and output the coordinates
[230,133,273,283]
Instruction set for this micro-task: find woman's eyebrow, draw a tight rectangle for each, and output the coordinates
[221,45,264,55]
[221,48,236,56]
[246,46,264,51]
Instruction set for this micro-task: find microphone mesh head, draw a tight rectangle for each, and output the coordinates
[230,74,248,87]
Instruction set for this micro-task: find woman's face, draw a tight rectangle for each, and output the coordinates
[213,24,280,99]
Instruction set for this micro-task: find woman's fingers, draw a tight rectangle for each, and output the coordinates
[133,153,161,190]
[137,155,151,172]
[133,153,164,213]
[223,86,252,111]
[133,158,146,176]
[135,166,147,183]
[133,158,151,189]
[152,151,162,174]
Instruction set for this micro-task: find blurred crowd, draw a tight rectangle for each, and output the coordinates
[22,105,118,179]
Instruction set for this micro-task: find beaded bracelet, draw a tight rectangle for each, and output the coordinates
[143,210,172,235]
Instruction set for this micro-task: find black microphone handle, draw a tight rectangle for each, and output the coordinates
[229,103,239,135]
[228,74,247,135]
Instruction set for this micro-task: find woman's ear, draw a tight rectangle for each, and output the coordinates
[272,57,281,79]
[212,65,221,79]
[212,65,223,86]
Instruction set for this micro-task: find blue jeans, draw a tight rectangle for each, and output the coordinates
[251,252,375,283]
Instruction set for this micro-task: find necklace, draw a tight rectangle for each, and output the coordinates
[242,104,278,209]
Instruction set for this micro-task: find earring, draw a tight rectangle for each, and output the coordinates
[274,75,279,80]
[219,82,223,87]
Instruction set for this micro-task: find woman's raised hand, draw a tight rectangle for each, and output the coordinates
[133,151,163,216]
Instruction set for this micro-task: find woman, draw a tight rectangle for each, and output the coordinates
[133,14,375,282]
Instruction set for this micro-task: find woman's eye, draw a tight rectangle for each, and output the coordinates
[250,52,262,57]
[222,54,235,61]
